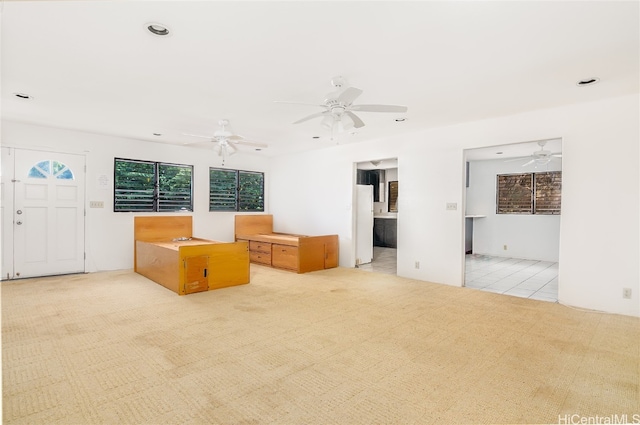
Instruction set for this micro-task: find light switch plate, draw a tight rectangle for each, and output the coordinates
[446,202,457,211]
[89,201,104,208]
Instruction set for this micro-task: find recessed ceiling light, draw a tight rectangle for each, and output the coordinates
[496,152,503,155]
[146,22,170,36]
[576,77,600,86]
[395,118,406,122]
[14,93,32,100]
[255,148,262,152]
[153,133,162,136]
[312,136,320,139]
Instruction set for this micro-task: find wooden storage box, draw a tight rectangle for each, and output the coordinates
[134,216,249,295]
[235,214,338,273]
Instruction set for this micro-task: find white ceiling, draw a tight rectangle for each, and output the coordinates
[2,1,638,158]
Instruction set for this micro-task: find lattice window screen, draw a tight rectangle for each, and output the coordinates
[496,171,561,215]
[497,173,533,214]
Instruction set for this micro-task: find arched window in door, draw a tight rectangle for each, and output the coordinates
[27,160,75,180]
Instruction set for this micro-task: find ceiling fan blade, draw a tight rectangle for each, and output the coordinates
[338,87,363,105]
[231,140,269,148]
[350,104,408,113]
[345,111,365,128]
[521,159,536,167]
[227,143,238,156]
[293,111,329,124]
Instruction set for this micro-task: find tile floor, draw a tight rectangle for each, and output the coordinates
[358,249,558,303]
[357,246,397,275]
[465,254,558,303]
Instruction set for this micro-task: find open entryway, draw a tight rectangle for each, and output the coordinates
[354,158,398,275]
[1,147,86,279]
[463,139,562,302]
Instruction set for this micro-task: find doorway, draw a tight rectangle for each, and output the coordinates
[355,158,398,275]
[1,147,86,279]
[463,139,562,302]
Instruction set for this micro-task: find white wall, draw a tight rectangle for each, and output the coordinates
[466,158,561,261]
[2,94,638,317]
[270,94,639,317]
[1,121,271,272]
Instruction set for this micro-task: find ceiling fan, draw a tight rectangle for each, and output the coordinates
[275,76,408,137]
[505,140,562,167]
[183,119,267,165]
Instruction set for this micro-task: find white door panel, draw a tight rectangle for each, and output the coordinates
[5,148,86,279]
[356,184,374,265]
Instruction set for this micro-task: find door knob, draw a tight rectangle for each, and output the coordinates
[16,221,22,225]
[16,210,22,215]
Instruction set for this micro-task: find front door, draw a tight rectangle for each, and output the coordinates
[1,148,86,279]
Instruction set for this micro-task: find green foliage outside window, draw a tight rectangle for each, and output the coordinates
[114,158,193,212]
[210,168,264,212]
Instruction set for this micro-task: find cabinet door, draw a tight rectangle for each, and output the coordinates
[324,241,338,269]
[373,218,385,247]
[272,244,298,270]
[384,219,397,248]
[184,255,209,294]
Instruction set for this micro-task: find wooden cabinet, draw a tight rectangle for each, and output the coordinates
[235,215,339,273]
[134,216,250,295]
[374,218,397,248]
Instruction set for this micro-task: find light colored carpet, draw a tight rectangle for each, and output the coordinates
[2,266,639,424]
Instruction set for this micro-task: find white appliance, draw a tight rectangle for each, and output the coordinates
[356,184,374,265]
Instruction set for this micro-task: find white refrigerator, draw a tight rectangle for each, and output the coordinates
[356,184,374,265]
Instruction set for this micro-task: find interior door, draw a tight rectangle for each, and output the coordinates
[4,148,86,279]
[356,184,374,265]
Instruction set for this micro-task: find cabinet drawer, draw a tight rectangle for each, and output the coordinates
[249,240,272,253]
[250,251,272,265]
[271,244,299,270]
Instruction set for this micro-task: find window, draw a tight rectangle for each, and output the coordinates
[388,181,398,212]
[209,168,264,212]
[114,158,193,212]
[28,160,74,180]
[497,171,561,215]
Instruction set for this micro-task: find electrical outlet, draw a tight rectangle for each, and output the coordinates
[89,201,104,208]
[415,261,420,269]
[503,245,508,250]
[623,288,632,299]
